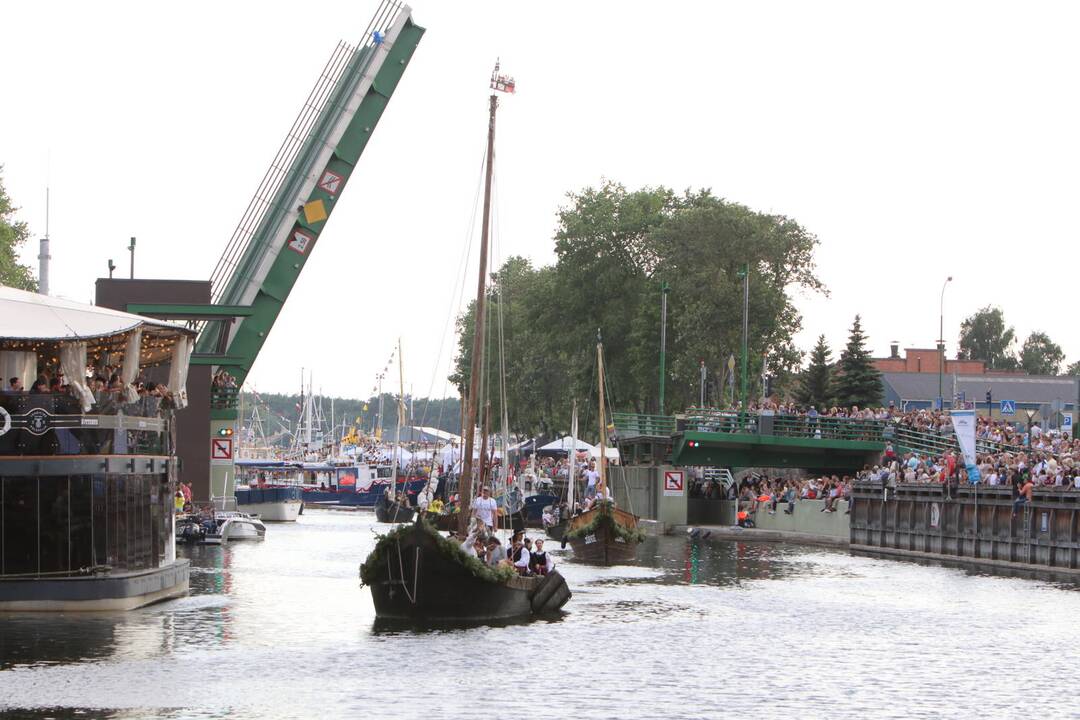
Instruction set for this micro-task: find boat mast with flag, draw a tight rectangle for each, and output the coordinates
[361,63,571,622]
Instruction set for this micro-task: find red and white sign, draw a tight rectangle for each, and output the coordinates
[663,470,685,497]
[318,170,343,195]
[288,229,314,255]
[211,438,233,461]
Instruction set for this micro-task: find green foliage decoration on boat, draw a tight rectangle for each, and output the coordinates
[564,502,646,545]
[360,519,516,586]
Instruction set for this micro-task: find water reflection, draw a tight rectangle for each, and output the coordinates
[3,512,1080,720]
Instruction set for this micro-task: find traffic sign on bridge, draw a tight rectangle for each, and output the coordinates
[999,399,1016,415]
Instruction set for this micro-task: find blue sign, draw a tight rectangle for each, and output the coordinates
[1000,399,1016,415]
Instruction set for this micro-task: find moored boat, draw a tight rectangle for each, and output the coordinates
[235,485,303,521]
[0,288,193,611]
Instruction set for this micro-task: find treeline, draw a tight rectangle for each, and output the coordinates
[451,181,826,439]
[240,392,462,441]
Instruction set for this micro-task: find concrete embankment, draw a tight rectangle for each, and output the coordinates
[672,497,850,548]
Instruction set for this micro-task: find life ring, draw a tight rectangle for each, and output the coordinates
[0,407,9,437]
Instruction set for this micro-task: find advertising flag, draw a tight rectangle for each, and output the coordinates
[950,409,981,483]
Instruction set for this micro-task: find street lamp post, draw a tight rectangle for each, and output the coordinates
[659,281,669,414]
[938,276,953,408]
[738,263,749,410]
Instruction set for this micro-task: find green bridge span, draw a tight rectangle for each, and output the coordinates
[613,409,1025,473]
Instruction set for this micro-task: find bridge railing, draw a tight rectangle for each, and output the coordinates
[612,412,677,438]
[615,408,1028,461]
[683,408,889,443]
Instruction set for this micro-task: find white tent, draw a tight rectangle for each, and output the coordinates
[589,445,621,463]
[537,436,595,453]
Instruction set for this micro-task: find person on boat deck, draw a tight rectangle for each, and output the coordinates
[530,539,554,575]
[513,537,531,575]
[584,461,599,498]
[486,536,506,567]
[471,485,498,532]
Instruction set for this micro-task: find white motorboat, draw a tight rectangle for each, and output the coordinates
[196,511,267,545]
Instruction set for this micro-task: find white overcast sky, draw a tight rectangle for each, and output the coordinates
[2,0,1077,400]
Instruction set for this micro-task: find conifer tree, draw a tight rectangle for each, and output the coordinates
[833,315,883,408]
[796,334,832,408]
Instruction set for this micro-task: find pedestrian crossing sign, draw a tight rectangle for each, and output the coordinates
[1000,399,1016,415]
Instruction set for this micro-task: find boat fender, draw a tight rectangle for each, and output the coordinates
[529,573,559,612]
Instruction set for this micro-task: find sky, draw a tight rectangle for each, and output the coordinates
[1,0,1078,400]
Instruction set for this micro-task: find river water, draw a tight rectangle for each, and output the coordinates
[0,510,1077,719]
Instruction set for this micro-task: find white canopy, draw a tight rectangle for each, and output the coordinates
[409,426,461,443]
[538,436,595,453]
[589,445,621,462]
[0,286,192,341]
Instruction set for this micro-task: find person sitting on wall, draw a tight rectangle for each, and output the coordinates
[1012,473,1034,517]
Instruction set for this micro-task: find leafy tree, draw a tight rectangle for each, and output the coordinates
[1067,360,1080,376]
[957,306,1018,370]
[832,316,882,407]
[648,193,821,409]
[450,182,826,436]
[0,167,36,291]
[1019,331,1064,376]
[796,335,832,408]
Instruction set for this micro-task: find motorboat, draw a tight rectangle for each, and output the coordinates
[177,511,267,545]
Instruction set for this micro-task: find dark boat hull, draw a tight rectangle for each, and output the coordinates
[567,525,638,564]
[524,493,558,528]
[374,496,415,524]
[365,523,571,622]
[566,505,640,565]
[545,520,566,542]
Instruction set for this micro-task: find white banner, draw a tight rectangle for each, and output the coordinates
[950,409,980,483]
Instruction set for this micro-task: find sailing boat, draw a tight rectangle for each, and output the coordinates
[362,63,571,622]
[564,335,644,564]
[374,338,415,523]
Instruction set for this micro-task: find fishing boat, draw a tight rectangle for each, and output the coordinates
[363,63,572,622]
[564,337,644,564]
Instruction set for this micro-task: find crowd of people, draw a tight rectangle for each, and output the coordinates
[450,487,555,576]
[6,367,177,415]
[684,402,1079,526]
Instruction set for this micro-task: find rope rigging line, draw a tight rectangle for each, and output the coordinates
[414,147,488,438]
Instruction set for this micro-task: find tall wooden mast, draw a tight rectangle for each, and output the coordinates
[597,333,608,498]
[460,63,514,534]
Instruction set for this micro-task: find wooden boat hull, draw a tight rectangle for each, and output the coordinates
[545,520,566,542]
[365,523,571,622]
[374,496,416,524]
[566,505,640,565]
